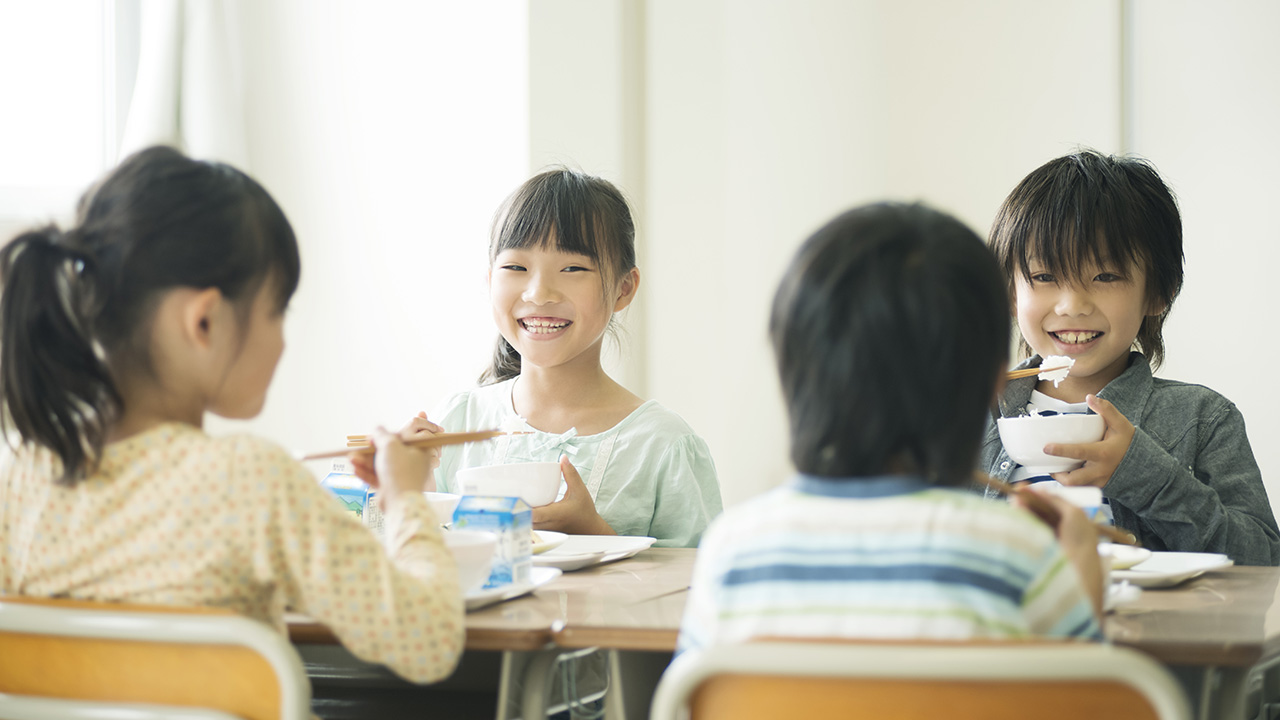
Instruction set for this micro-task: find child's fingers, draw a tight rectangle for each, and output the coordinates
[398,414,442,438]
[560,455,585,491]
[349,454,379,487]
[1051,466,1108,488]
[1010,488,1060,527]
[1086,394,1130,430]
[1042,441,1098,461]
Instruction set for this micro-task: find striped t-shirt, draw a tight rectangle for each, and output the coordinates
[677,475,1101,653]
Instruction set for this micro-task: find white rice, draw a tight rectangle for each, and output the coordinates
[1038,355,1075,387]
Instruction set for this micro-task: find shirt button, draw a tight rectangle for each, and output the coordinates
[1000,462,1011,470]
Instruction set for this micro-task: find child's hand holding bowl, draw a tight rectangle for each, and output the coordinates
[531,456,618,537]
[1045,395,1137,489]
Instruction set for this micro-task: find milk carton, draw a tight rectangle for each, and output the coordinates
[451,496,532,589]
[319,460,383,538]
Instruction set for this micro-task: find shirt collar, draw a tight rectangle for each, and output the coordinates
[998,352,1152,419]
[793,474,934,498]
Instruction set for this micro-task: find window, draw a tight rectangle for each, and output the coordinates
[0,0,118,228]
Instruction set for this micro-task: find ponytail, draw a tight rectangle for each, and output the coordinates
[479,335,521,385]
[0,227,120,483]
[0,145,300,485]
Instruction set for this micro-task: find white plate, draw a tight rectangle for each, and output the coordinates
[532,530,567,555]
[1111,551,1234,588]
[532,535,657,572]
[1100,543,1152,570]
[465,566,562,611]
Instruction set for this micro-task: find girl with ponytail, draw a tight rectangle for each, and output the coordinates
[0,146,464,686]
[359,168,722,549]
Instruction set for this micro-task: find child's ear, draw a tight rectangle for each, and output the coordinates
[1146,296,1169,317]
[181,288,226,350]
[613,267,640,312]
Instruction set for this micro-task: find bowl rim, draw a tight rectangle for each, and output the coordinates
[996,413,1104,423]
[457,461,561,475]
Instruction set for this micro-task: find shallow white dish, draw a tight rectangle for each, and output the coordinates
[531,530,567,555]
[465,566,562,612]
[1111,551,1233,588]
[1099,543,1152,570]
[532,535,657,572]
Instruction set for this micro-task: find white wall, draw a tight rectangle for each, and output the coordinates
[1130,0,1280,516]
[204,1,529,476]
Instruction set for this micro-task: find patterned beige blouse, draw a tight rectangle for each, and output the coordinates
[0,422,464,684]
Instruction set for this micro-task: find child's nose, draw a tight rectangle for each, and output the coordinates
[521,272,560,304]
[1055,285,1094,315]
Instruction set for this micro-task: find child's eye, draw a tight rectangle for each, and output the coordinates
[1030,272,1056,284]
[562,265,591,273]
[499,264,527,272]
[1094,272,1123,283]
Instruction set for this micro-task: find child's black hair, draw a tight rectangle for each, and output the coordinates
[989,148,1183,367]
[0,145,301,484]
[770,202,1008,485]
[480,167,636,384]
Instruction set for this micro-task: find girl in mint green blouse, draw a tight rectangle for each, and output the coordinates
[373,168,722,548]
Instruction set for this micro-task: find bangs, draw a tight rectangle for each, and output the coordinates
[1004,177,1153,286]
[490,168,635,286]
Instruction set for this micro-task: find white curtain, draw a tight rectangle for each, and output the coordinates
[119,0,248,168]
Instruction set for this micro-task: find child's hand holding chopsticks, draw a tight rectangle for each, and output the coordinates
[358,426,439,510]
[351,411,443,491]
[1010,486,1106,618]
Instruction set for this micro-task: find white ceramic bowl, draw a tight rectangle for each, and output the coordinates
[424,491,461,526]
[456,461,561,507]
[443,529,497,594]
[996,414,1105,474]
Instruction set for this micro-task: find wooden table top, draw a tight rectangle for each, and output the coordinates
[1106,565,1280,667]
[289,549,1280,668]
[288,547,696,652]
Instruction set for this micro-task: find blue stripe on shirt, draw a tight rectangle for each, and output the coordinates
[721,563,1023,605]
[737,545,1035,587]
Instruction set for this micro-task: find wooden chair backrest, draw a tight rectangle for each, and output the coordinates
[691,674,1160,720]
[0,597,291,720]
[652,639,1188,720]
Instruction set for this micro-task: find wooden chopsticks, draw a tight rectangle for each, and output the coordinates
[1006,364,1071,380]
[975,473,1139,547]
[300,430,505,462]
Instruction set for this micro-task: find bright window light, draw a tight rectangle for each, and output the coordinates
[0,0,112,220]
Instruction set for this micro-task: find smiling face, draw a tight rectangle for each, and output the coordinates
[1015,258,1160,401]
[489,243,635,374]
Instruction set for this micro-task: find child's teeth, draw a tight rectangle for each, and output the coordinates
[1055,331,1099,344]
[522,319,568,334]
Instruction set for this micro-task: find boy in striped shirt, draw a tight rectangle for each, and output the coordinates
[678,203,1103,653]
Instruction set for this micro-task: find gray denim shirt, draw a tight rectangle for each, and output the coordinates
[980,352,1280,567]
